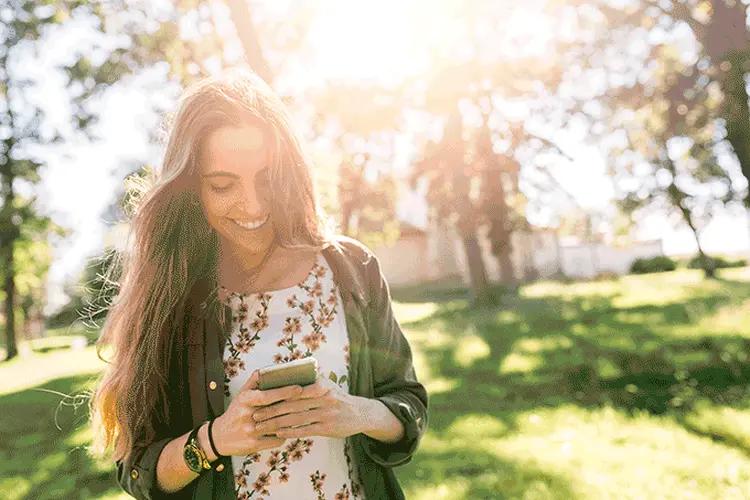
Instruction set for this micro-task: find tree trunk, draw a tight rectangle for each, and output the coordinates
[497,246,516,287]
[226,0,274,86]
[2,234,18,361]
[720,52,750,209]
[462,232,492,306]
[686,218,715,279]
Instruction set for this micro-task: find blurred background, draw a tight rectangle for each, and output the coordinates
[2,0,750,498]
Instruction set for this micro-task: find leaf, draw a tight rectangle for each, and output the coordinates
[338,375,347,385]
[328,371,338,383]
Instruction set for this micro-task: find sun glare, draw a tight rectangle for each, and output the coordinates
[309,0,430,84]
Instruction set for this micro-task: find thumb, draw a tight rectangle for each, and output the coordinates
[239,369,260,393]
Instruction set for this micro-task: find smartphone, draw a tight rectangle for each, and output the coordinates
[257,357,318,391]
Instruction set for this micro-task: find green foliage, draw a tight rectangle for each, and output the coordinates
[45,247,122,330]
[630,256,677,274]
[9,269,750,499]
[687,255,747,270]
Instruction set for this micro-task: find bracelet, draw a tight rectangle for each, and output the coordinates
[207,418,226,458]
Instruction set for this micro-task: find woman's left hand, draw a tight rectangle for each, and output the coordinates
[250,373,367,440]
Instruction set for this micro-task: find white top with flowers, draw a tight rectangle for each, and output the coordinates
[220,252,365,500]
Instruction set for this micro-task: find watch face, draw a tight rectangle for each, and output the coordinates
[184,444,204,473]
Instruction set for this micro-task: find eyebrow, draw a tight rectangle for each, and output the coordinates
[201,167,270,179]
[202,171,239,179]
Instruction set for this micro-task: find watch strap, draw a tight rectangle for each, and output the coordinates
[184,423,212,473]
[208,418,226,458]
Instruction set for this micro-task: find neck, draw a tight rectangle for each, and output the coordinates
[218,238,277,278]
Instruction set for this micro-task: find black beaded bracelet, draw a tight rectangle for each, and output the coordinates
[207,418,226,458]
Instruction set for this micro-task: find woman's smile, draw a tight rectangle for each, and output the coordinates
[229,213,270,231]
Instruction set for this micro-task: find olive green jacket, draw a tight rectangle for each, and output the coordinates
[115,236,429,499]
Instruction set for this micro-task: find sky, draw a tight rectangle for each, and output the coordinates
[26,0,750,315]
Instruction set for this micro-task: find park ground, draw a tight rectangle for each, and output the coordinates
[2,267,750,499]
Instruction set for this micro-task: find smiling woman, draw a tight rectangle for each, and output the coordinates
[87,68,429,500]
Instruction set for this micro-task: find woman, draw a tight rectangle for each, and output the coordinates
[88,69,428,500]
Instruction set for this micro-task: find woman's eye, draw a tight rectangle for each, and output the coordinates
[210,184,232,193]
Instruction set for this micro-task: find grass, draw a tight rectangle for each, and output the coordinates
[3,267,750,499]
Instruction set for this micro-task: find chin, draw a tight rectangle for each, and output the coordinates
[219,220,275,254]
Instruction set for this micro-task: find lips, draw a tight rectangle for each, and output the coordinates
[230,214,270,230]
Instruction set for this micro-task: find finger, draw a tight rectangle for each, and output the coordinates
[256,409,325,434]
[250,384,303,407]
[239,370,260,393]
[296,377,331,400]
[276,423,323,439]
[254,435,288,448]
[253,399,322,423]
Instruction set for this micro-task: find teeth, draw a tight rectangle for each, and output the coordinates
[231,215,268,230]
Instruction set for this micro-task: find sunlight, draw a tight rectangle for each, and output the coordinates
[309,0,413,82]
[309,0,438,83]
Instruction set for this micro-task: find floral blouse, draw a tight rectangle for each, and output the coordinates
[220,253,365,500]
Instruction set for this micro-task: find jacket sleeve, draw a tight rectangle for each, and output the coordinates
[116,435,187,500]
[357,251,429,468]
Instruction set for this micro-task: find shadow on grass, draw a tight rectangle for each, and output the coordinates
[0,373,124,500]
[400,447,581,499]
[404,271,750,463]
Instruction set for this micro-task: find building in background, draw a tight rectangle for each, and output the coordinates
[371,221,665,287]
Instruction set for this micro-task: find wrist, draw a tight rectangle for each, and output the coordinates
[356,397,406,444]
[197,422,219,462]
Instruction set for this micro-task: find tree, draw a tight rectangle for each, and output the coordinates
[607,47,734,278]
[598,0,749,208]
[0,0,180,361]
[412,109,496,306]
[550,0,750,236]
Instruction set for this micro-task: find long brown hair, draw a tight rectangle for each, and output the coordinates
[87,68,334,463]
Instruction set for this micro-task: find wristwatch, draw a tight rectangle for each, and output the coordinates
[183,422,212,474]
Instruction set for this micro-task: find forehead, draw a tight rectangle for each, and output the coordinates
[200,123,270,174]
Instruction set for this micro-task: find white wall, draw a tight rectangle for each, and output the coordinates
[372,222,665,286]
[559,240,664,278]
[372,233,430,286]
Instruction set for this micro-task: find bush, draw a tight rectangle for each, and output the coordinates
[687,255,747,270]
[630,256,677,274]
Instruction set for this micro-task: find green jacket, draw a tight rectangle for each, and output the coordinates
[116,236,429,499]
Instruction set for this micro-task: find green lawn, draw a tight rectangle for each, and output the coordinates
[3,268,750,499]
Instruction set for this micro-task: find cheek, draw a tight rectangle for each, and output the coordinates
[201,191,230,222]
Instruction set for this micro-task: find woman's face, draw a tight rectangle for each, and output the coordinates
[198,123,275,256]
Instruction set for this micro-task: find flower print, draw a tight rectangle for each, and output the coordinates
[250,315,268,331]
[261,292,273,302]
[327,293,337,306]
[278,470,290,483]
[237,491,251,500]
[310,470,327,498]
[273,353,283,363]
[286,295,297,308]
[318,314,335,328]
[310,281,323,297]
[314,265,326,278]
[282,316,302,335]
[224,357,244,378]
[235,471,247,489]
[252,471,271,495]
[266,450,281,468]
[335,486,351,500]
[301,300,315,314]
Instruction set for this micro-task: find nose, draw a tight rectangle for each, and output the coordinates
[238,180,265,216]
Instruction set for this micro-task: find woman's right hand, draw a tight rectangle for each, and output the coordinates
[211,369,303,456]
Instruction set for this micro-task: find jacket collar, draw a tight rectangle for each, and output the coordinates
[185,237,370,362]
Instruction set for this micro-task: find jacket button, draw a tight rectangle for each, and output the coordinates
[215,463,225,472]
[130,469,139,479]
[209,381,217,390]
